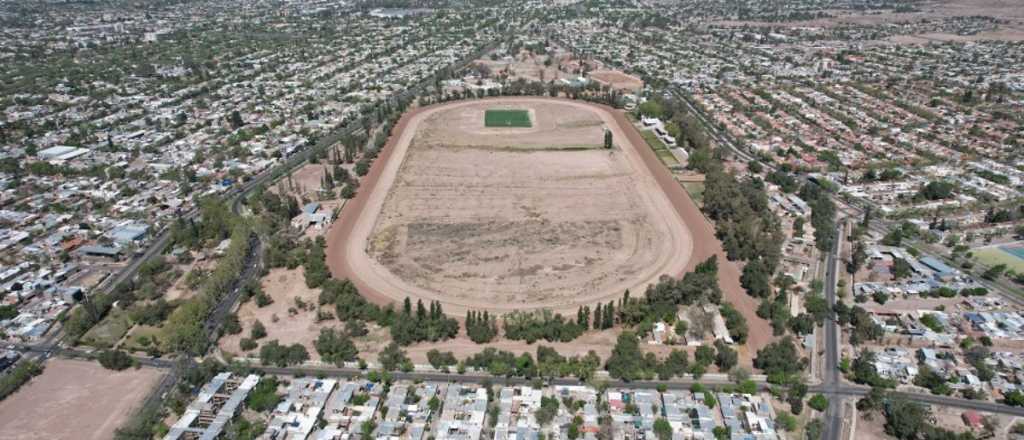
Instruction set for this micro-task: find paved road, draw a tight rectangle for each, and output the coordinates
[822,220,844,440]
[18,340,1024,420]
[823,385,1024,417]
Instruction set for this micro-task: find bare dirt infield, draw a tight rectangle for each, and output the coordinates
[325,97,772,357]
[329,98,691,315]
[0,359,162,440]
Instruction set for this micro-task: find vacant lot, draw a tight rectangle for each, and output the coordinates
[0,359,162,440]
[588,69,644,92]
[220,267,322,358]
[484,109,532,127]
[331,98,693,315]
[473,49,576,84]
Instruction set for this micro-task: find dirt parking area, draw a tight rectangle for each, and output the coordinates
[0,359,162,440]
[336,98,693,315]
[588,69,644,92]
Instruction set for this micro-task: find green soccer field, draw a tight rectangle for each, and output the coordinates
[973,245,1024,273]
[485,109,532,127]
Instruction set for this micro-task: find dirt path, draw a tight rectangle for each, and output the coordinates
[325,97,771,358]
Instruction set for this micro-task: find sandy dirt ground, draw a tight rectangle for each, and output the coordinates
[272,162,354,205]
[358,327,702,367]
[273,163,330,198]
[858,297,962,313]
[588,70,644,93]
[474,50,576,84]
[164,259,213,302]
[65,266,117,290]
[219,265,715,365]
[330,98,693,315]
[0,359,162,440]
[711,0,1024,44]
[224,271,726,367]
[713,0,1024,27]
[886,27,1024,43]
[220,267,323,357]
[854,404,1011,439]
[325,96,773,362]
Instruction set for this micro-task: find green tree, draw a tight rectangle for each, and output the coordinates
[719,303,749,343]
[1004,390,1024,407]
[0,305,17,320]
[97,350,135,371]
[378,342,410,371]
[638,100,664,118]
[0,361,44,401]
[259,340,309,367]
[340,184,357,199]
[714,340,737,371]
[361,420,377,440]
[883,398,929,439]
[653,418,672,440]
[741,259,773,298]
[674,319,688,337]
[229,110,244,129]
[805,419,824,440]
[754,337,801,379]
[247,376,282,411]
[917,181,954,200]
[315,328,358,366]
[223,313,242,335]
[713,426,729,440]
[808,394,828,411]
[704,391,717,409]
[606,331,644,381]
[983,264,1007,280]
[535,396,560,425]
[776,411,797,432]
[251,320,267,339]
[695,345,715,367]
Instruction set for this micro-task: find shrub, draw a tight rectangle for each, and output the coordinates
[251,320,267,339]
[427,349,458,370]
[97,350,135,371]
[240,338,258,351]
[808,394,829,412]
